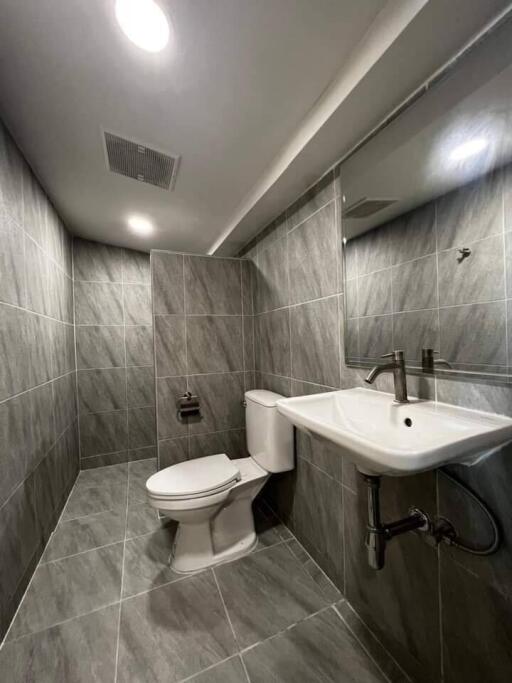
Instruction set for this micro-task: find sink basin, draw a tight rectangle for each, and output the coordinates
[276,388,512,475]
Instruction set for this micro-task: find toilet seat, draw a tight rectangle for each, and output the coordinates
[146,453,241,501]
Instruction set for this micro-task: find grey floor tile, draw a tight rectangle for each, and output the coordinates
[187,655,247,682]
[128,457,156,507]
[214,542,329,648]
[75,462,128,489]
[126,503,174,540]
[0,604,119,683]
[61,481,127,521]
[122,527,181,597]
[242,607,385,683]
[286,539,342,603]
[41,509,127,562]
[7,543,123,640]
[117,572,237,682]
[254,503,289,549]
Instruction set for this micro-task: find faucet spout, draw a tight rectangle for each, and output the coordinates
[364,350,408,403]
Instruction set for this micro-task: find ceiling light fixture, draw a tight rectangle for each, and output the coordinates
[115,0,171,53]
[449,137,488,162]
[127,215,154,236]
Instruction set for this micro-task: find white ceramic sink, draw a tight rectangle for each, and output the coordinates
[277,388,512,475]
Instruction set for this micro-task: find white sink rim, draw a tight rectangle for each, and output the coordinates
[276,387,512,475]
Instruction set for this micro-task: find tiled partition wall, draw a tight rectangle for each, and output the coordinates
[0,123,78,638]
[239,168,512,683]
[73,239,156,468]
[151,251,253,470]
[345,166,512,372]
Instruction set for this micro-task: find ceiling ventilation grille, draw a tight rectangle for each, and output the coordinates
[104,131,179,190]
[342,197,397,218]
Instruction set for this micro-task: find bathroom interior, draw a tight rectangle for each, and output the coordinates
[2,1,512,681]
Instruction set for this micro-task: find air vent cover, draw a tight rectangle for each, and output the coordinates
[104,132,179,190]
[343,197,397,219]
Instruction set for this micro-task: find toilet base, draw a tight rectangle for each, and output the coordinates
[169,495,261,573]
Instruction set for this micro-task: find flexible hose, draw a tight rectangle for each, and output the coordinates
[439,470,501,555]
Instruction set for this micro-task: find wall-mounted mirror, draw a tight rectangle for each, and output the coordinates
[341,15,512,383]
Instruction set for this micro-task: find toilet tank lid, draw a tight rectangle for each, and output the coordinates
[245,390,284,408]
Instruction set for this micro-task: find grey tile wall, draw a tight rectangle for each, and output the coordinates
[239,164,512,681]
[73,239,156,469]
[0,121,78,639]
[152,251,253,471]
[346,166,512,371]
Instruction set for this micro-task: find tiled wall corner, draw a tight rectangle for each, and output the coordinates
[73,239,156,469]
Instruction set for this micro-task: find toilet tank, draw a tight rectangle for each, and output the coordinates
[245,390,294,472]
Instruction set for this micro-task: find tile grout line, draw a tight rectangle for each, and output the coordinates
[113,464,130,682]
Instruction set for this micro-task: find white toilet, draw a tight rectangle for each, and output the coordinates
[146,390,294,573]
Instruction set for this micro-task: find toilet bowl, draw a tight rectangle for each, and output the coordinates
[146,390,294,573]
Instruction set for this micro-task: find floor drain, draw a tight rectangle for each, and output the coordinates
[404,418,412,427]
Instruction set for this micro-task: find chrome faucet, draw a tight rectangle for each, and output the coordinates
[365,350,408,403]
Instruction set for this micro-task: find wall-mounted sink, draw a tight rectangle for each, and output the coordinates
[277,388,512,475]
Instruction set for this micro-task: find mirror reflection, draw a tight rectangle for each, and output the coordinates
[341,16,512,381]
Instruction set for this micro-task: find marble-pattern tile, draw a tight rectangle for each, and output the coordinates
[31,382,56,465]
[22,167,47,246]
[241,258,254,316]
[243,607,385,683]
[345,277,358,319]
[0,304,31,401]
[74,282,123,325]
[80,450,129,469]
[188,656,248,683]
[41,509,126,562]
[158,436,189,468]
[117,572,237,682]
[51,321,75,377]
[157,376,189,438]
[255,212,288,253]
[389,203,436,265]
[288,202,337,305]
[214,542,328,648]
[296,429,343,483]
[127,366,155,407]
[0,603,119,683]
[123,249,150,283]
[187,315,243,374]
[439,301,506,366]
[73,238,123,282]
[7,543,123,640]
[392,255,437,312]
[28,313,53,386]
[123,284,151,325]
[436,170,503,250]
[505,231,512,297]
[255,372,291,396]
[357,268,392,318]
[291,298,340,386]
[154,314,187,377]
[79,410,128,458]
[344,482,440,683]
[62,481,127,521]
[52,372,77,437]
[0,128,24,227]
[441,553,512,683]
[122,527,180,597]
[255,235,289,312]
[0,212,25,307]
[128,407,156,449]
[438,234,505,306]
[185,255,242,315]
[393,309,439,362]
[125,324,153,366]
[125,504,173,540]
[354,222,393,276]
[284,538,342,602]
[287,171,334,230]
[189,428,247,461]
[358,314,393,360]
[76,325,125,369]
[151,251,184,314]
[0,392,32,507]
[75,462,128,488]
[187,372,245,435]
[255,308,290,376]
[128,458,157,507]
[243,314,255,372]
[24,236,51,316]
[77,368,126,414]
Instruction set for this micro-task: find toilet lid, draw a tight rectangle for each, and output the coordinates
[146,453,241,499]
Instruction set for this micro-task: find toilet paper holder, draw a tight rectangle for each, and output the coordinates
[177,391,201,418]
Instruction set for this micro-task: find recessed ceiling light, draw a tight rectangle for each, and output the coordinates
[449,138,488,162]
[115,0,171,53]
[127,215,154,236]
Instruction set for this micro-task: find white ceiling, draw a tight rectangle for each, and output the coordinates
[0,0,385,252]
[0,0,509,255]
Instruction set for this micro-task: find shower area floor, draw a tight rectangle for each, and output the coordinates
[0,459,391,683]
